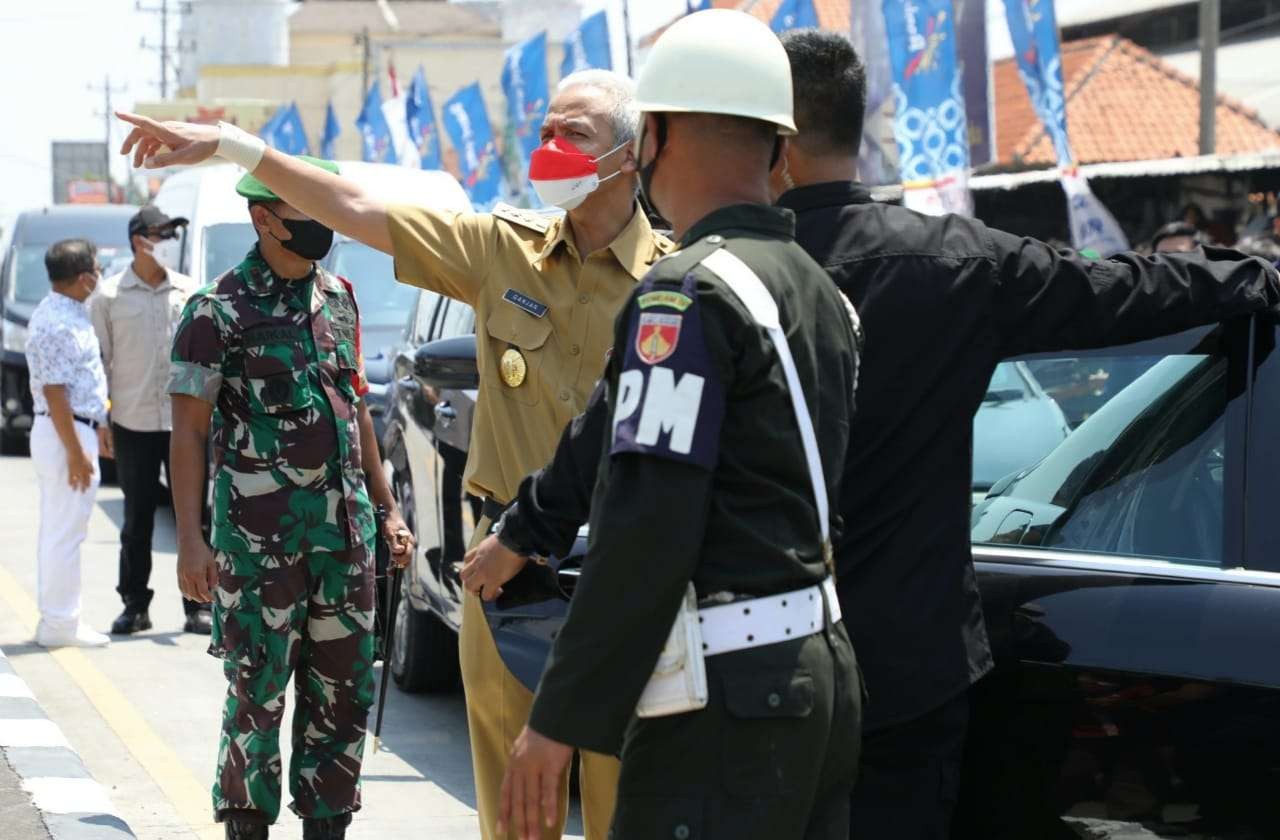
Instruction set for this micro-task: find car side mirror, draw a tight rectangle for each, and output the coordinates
[414,335,479,390]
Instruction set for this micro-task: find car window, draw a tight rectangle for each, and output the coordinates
[973,328,1240,568]
[328,241,421,331]
[434,299,475,340]
[203,223,257,283]
[412,290,443,344]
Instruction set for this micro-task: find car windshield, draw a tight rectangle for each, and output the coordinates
[7,243,125,305]
[328,240,421,330]
[203,223,257,283]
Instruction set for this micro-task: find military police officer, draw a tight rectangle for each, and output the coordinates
[496,11,863,840]
[121,68,670,840]
[166,158,413,840]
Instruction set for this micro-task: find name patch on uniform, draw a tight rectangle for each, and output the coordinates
[638,290,693,312]
[611,272,723,470]
[502,288,549,319]
[243,325,305,348]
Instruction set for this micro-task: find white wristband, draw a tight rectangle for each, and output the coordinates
[215,121,266,172]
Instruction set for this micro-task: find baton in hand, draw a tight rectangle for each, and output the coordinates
[374,562,402,754]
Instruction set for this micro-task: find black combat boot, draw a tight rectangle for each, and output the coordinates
[302,813,352,840]
[223,818,268,840]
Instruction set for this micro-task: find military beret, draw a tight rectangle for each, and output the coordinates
[235,155,340,202]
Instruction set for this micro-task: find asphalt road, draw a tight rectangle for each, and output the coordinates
[0,453,584,840]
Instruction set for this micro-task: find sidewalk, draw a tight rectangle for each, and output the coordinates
[0,647,134,840]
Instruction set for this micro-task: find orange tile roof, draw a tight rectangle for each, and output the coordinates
[995,35,1280,166]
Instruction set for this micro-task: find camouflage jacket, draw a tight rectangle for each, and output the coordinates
[168,247,376,555]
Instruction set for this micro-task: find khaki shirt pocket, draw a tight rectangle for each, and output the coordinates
[483,306,553,407]
[243,343,310,414]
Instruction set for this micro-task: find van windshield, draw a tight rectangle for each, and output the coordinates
[203,223,257,282]
[7,244,125,305]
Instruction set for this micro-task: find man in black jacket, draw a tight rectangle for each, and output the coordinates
[462,29,1280,840]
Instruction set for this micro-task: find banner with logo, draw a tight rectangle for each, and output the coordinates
[501,31,550,166]
[443,82,503,209]
[320,101,340,160]
[562,10,611,79]
[406,65,442,171]
[851,0,899,185]
[771,0,820,32]
[356,83,397,164]
[882,0,971,215]
[1061,170,1129,257]
[262,103,310,156]
[1003,0,1072,166]
[955,0,993,167]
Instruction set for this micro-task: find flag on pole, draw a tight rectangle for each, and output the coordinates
[851,0,900,185]
[262,103,310,155]
[443,82,503,209]
[883,0,972,215]
[320,101,341,160]
[561,10,612,79]
[771,0,820,33]
[382,61,420,168]
[406,65,442,170]
[686,0,711,12]
[356,82,398,164]
[1003,0,1072,166]
[501,31,550,165]
[1061,169,1129,256]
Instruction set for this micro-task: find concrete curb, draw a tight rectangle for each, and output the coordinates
[0,648,134,840]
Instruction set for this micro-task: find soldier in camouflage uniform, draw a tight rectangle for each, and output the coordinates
[166,157,413,840]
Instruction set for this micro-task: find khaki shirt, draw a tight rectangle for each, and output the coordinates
[90,265,197,432]
[387,203,672,503]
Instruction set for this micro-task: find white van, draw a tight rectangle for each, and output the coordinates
[151,161,470,288]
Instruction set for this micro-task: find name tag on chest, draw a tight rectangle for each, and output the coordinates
[502,288,549,319]
[243,325,306,348]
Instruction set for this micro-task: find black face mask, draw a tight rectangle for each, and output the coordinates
[637,116,669,229]
[267,208,334,261]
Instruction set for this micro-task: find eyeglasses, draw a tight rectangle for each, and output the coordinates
[144,228,180,241]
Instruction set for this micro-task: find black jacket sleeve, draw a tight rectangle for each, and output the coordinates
[988,230,1280,357]
[497,381,610,563]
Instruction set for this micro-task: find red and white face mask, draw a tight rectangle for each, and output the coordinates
[528,137,628,211]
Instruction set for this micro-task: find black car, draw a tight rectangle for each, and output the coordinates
[388,302,1280,837]
[1,205,137,453]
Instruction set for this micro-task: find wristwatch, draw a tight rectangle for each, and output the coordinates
[493,507,549,567]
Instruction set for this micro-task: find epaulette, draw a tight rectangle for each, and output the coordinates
[491,203,552,234]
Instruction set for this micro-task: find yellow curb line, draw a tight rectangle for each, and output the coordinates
[0,564,221,840]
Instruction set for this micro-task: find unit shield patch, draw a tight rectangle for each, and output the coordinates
[611,272,724,470]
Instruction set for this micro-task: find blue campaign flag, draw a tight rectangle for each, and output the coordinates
[501,31,550,165]
[320,101,340,160]
[355,82,398,164]
[262,103,309,155]
[561,10,612,79]
[442,82,503,209]
[406,65,442,170]
[686,0,711,12]
[771,0,820,32]
[1004,0,1072,166]
[882,0,969,183]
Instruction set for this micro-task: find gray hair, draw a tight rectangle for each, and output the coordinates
[557,69,640,148]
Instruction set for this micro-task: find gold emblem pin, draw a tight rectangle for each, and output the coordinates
[500,348,527,388]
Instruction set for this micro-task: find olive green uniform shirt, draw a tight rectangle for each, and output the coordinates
[386,203,672,503]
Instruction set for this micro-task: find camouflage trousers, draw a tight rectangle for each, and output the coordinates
[209,545,376,823]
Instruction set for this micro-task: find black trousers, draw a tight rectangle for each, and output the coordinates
[113,424,203,616]
[848,689,969,840]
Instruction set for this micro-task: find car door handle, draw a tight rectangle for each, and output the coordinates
[434,401,456,428]
[398,376,419,394]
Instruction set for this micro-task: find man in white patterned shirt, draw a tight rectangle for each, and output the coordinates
[27,239,112,648]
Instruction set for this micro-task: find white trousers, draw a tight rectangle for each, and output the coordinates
[30,415,99,630]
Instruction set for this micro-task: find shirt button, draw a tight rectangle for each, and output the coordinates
[570,344,580,356]
[578,294,590,304]
[674,826,691,840]
[558,390,570,402]
[767,692,782,709]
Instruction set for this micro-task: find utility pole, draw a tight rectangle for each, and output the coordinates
[357,26,372,94]
[622,0,634,77]
[138,0,191,99]
[1199,0,1219,155]
[88,75,128,203]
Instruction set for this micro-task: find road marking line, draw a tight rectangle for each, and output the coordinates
[0,673,35,698]
[0,564,221,840]
[22,776,119,815]
[0,719,69,749]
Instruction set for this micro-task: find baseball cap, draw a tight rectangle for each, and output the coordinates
[236,156,340,202]
[128,205,188,238]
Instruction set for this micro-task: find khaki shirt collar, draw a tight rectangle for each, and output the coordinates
[120,264,175,292]
[536,203,662,280]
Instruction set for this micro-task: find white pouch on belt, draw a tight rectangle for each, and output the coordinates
[634,245,836,720]
[635,583,709,718]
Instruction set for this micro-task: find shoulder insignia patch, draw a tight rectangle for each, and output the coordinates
[637,290,693,312]
[635,312,682,364]
[492,202,552,234]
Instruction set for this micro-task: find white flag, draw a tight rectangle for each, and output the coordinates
[1060,171,1129,257]
[381,94,420,169]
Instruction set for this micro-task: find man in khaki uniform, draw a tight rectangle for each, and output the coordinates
[118,68,670,840]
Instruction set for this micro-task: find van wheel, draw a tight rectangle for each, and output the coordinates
[390,592,460,693]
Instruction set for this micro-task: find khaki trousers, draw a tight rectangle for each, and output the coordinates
[460,519,619,839]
